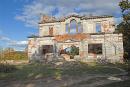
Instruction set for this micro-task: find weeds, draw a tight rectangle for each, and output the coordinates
[0,63,17,73]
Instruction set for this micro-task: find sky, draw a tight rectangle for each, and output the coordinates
[0,0,124,51]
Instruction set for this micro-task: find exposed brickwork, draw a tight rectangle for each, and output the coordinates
[54,33,90,42]
[28,14,124,63]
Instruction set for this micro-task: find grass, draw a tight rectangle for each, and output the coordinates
[0,62,126,80]
[0,63,60,80]
[67,77,106,87]
[96,61,130,87]
[97,79,130,87]
[62,65,123,76]
[0,63,17,73]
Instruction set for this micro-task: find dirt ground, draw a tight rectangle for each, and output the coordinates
[0,61,129,87]
[0,74,127,87]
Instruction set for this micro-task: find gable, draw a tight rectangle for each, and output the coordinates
[65,15,82,23]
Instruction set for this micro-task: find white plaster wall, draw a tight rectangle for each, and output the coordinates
[39,25,49,36]
[39,22,63,36]
[39,40,54,45]
[54,24,61,35]
[59,22,66,35]
[28,33,124,63]
[82,17,115,33]
[83,34,123,62]
[83,21,95,33]
[39,17,115,36]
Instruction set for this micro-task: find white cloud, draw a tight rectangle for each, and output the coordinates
[8,40,28,51]
[9,40,28,47]
[16,0,122,27]
[0,35,27,49]
[0,36,11,42]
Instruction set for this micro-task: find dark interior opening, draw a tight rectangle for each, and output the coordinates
[88,44,102,54]
[60,45,79,55]
[42,45,53,54]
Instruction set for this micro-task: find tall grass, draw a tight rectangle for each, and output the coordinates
[0,63,17,73]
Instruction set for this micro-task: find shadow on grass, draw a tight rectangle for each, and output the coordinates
[0,62,128,80]
[0,63,17,73]
[97,79,130,87]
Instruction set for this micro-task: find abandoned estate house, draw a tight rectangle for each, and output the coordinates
[28,15,124,63]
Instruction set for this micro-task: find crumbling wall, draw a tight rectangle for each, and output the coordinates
[83,17,115,33]
[83,33,124,63]
[28,38,42,62]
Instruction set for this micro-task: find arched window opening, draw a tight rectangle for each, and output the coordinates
[70,19,77,34]
[88,44,102,54]
[96,23,101,33]
[49,27,53,36]
[65,19,83,34]
[78,22,83,33]
[66,23,69,33]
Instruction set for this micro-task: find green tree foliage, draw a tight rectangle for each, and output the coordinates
[118,0,130,60]
[69,45,79,59]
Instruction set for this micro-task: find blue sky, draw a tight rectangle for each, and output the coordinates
[0,0,123,50]
[0,0,37,50]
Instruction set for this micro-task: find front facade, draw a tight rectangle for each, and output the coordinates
[28,15,124,63]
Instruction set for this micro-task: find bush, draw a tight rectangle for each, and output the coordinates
[69,45,79,58]
[0,63,17,73]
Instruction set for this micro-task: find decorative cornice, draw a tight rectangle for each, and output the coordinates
[39,14,113,24]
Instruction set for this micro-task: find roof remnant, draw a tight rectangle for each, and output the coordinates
[54,33,90,42]
[39,14,113,24]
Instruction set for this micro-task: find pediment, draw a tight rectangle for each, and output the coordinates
[65,15,82,23]
[64,39,79,43]
[65,15,82,19]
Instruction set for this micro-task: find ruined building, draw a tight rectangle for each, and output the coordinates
[28,15,124,63]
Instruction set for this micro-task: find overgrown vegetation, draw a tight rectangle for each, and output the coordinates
[97,79,130,87]
[117,0,130,60]
[0,47,28,60]
[0,63,17,73]
[0,62,127,80]
[68,45,79,59]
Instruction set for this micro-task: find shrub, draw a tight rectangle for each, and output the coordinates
[69,45,79,58]
[0,63,17,73]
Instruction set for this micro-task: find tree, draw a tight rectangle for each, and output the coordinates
[69,45,79,59]
[118,0,130,60]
